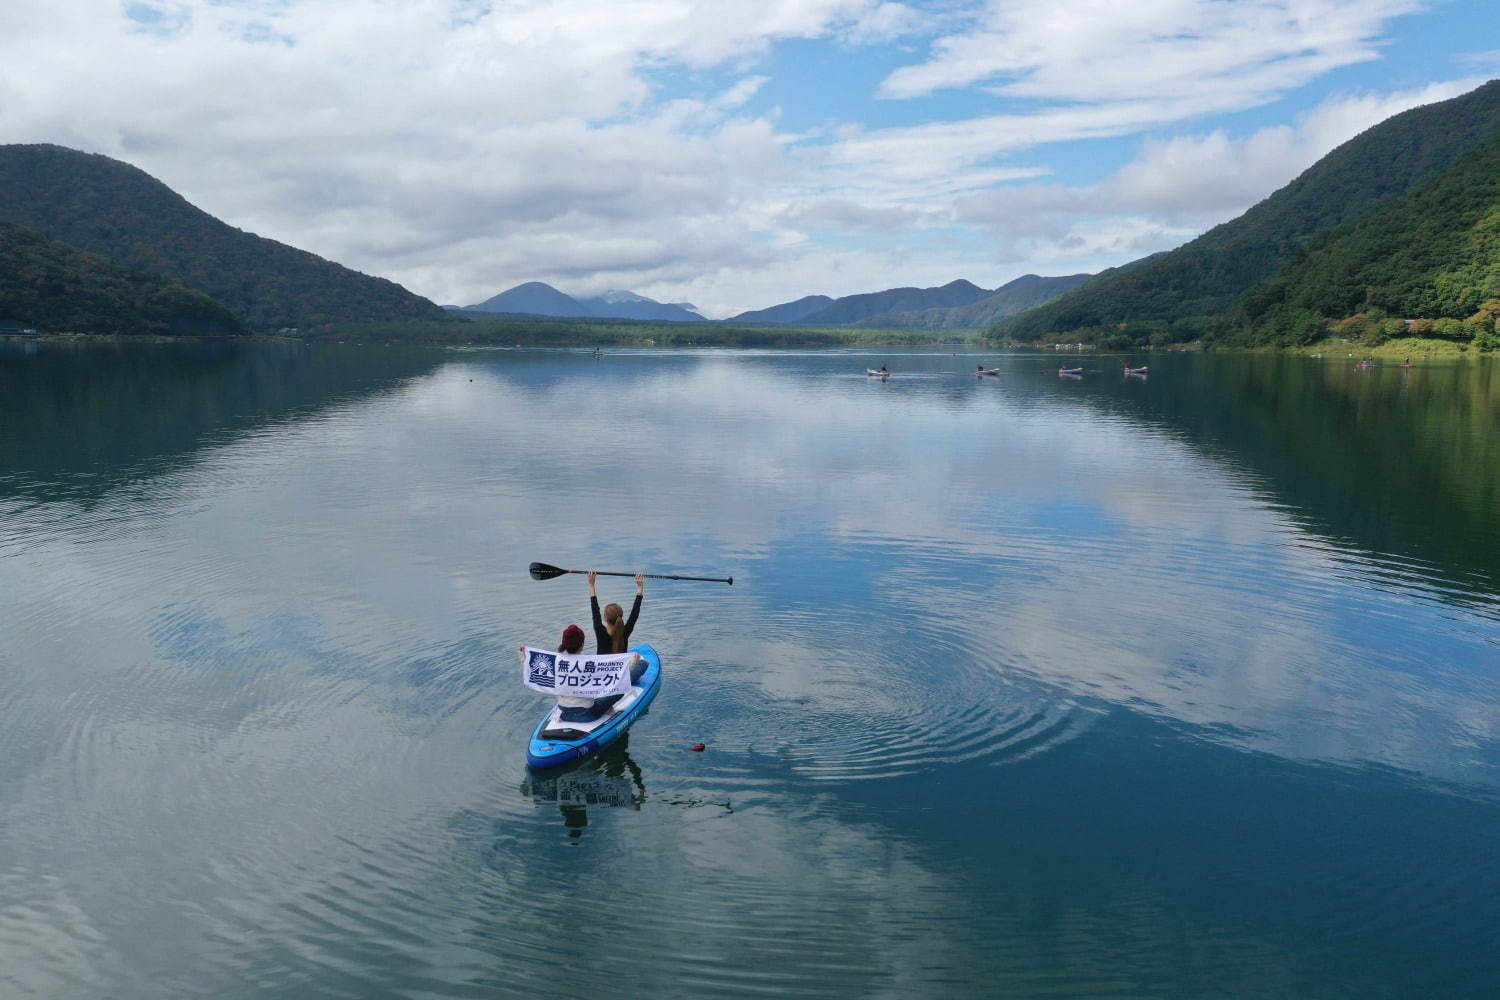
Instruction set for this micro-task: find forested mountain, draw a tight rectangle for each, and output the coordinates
[849,273,1090,329]
[0,222,243,335]
[726,295,836,324]
[1227,133,1500,347]
[801,279,992,325]
[990,80,1500,344]
[0,144,444,331]
[464,282,703,321]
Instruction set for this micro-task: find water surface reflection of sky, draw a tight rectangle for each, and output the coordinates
[4,345,1499,998]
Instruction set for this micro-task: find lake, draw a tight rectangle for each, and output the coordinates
[2,340,1497,998]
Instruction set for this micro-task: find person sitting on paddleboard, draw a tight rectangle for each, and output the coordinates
[516,623,596,719]
[559,623,586,655]
[515,623,586,660]
[589,571,645,683]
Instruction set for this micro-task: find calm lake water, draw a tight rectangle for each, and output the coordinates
[2,340,1497,998]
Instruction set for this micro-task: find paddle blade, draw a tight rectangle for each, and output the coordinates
[529,562,569,581]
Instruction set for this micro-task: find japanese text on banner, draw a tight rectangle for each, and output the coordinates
[520,647,635,698]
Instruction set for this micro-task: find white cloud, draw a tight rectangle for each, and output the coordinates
[952,78,1489,272]
[881,0,1426,101]
[0,0,1480,314]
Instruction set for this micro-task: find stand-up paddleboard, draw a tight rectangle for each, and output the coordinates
[1059,366,1083,376]
[975,368,1001,377]
[527,645,662,769]
[1124,365,1149,375]
[867,368,890,378]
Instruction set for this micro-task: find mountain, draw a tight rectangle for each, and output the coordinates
[802,279,993,326]
[586,290,703,321]
[1,221,243,335]
[1229,132,1500,347]
[848,273,1091,329]
[464,282,704,321]
[0,144,445,331]
[726,295,836,324]
[990,79,1500,343]
[468,281,586,316]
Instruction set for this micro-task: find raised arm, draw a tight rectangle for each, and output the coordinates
[624,573,643,635]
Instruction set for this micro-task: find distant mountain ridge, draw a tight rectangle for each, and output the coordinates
[728,275,1087,328]
[464,282,704,321]
[728,295,836,325]
[990,79,1500,343]
[726,279,991,326]
[801,279,992,325]
[0,143,445,332]
[849,274,1091,329]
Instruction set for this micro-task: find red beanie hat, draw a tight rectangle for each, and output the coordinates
[560,624,585,651]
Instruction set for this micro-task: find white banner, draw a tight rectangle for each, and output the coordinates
[520,647,635,699]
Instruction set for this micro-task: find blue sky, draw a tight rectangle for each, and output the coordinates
[2,0,1497,315]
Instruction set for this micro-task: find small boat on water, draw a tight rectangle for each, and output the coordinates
[975,367,1001,377]
[867,368,890,378]
[527,645,662,769]
[1355,361,1378,370]
[1124,365,1149,375]
[1059,367,1084,376]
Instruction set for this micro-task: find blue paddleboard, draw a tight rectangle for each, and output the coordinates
[526,645,661,769]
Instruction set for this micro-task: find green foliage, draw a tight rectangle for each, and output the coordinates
[0,145,445,332]
[0,222,243,335]
[1233,135,1500,344]
[1433,317,1474,340]
[989,80,1500,344]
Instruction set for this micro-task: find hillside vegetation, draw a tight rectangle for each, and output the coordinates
[990,80,1500,346]
[1225,134,1500,348]
[0,144,445,332]
[1,222,243,335]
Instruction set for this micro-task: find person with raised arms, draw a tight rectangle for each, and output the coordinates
[589,570,645,684]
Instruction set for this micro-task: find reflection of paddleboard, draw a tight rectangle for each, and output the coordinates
[527,645,661,769]
[522,765,640,808]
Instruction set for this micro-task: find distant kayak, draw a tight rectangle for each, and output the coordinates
[1059,367,1083,376]
[527,645,661,770]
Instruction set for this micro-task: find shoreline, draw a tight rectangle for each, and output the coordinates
[3,330,1493,359]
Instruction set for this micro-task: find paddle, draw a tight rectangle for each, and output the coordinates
[529,562,733,586]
